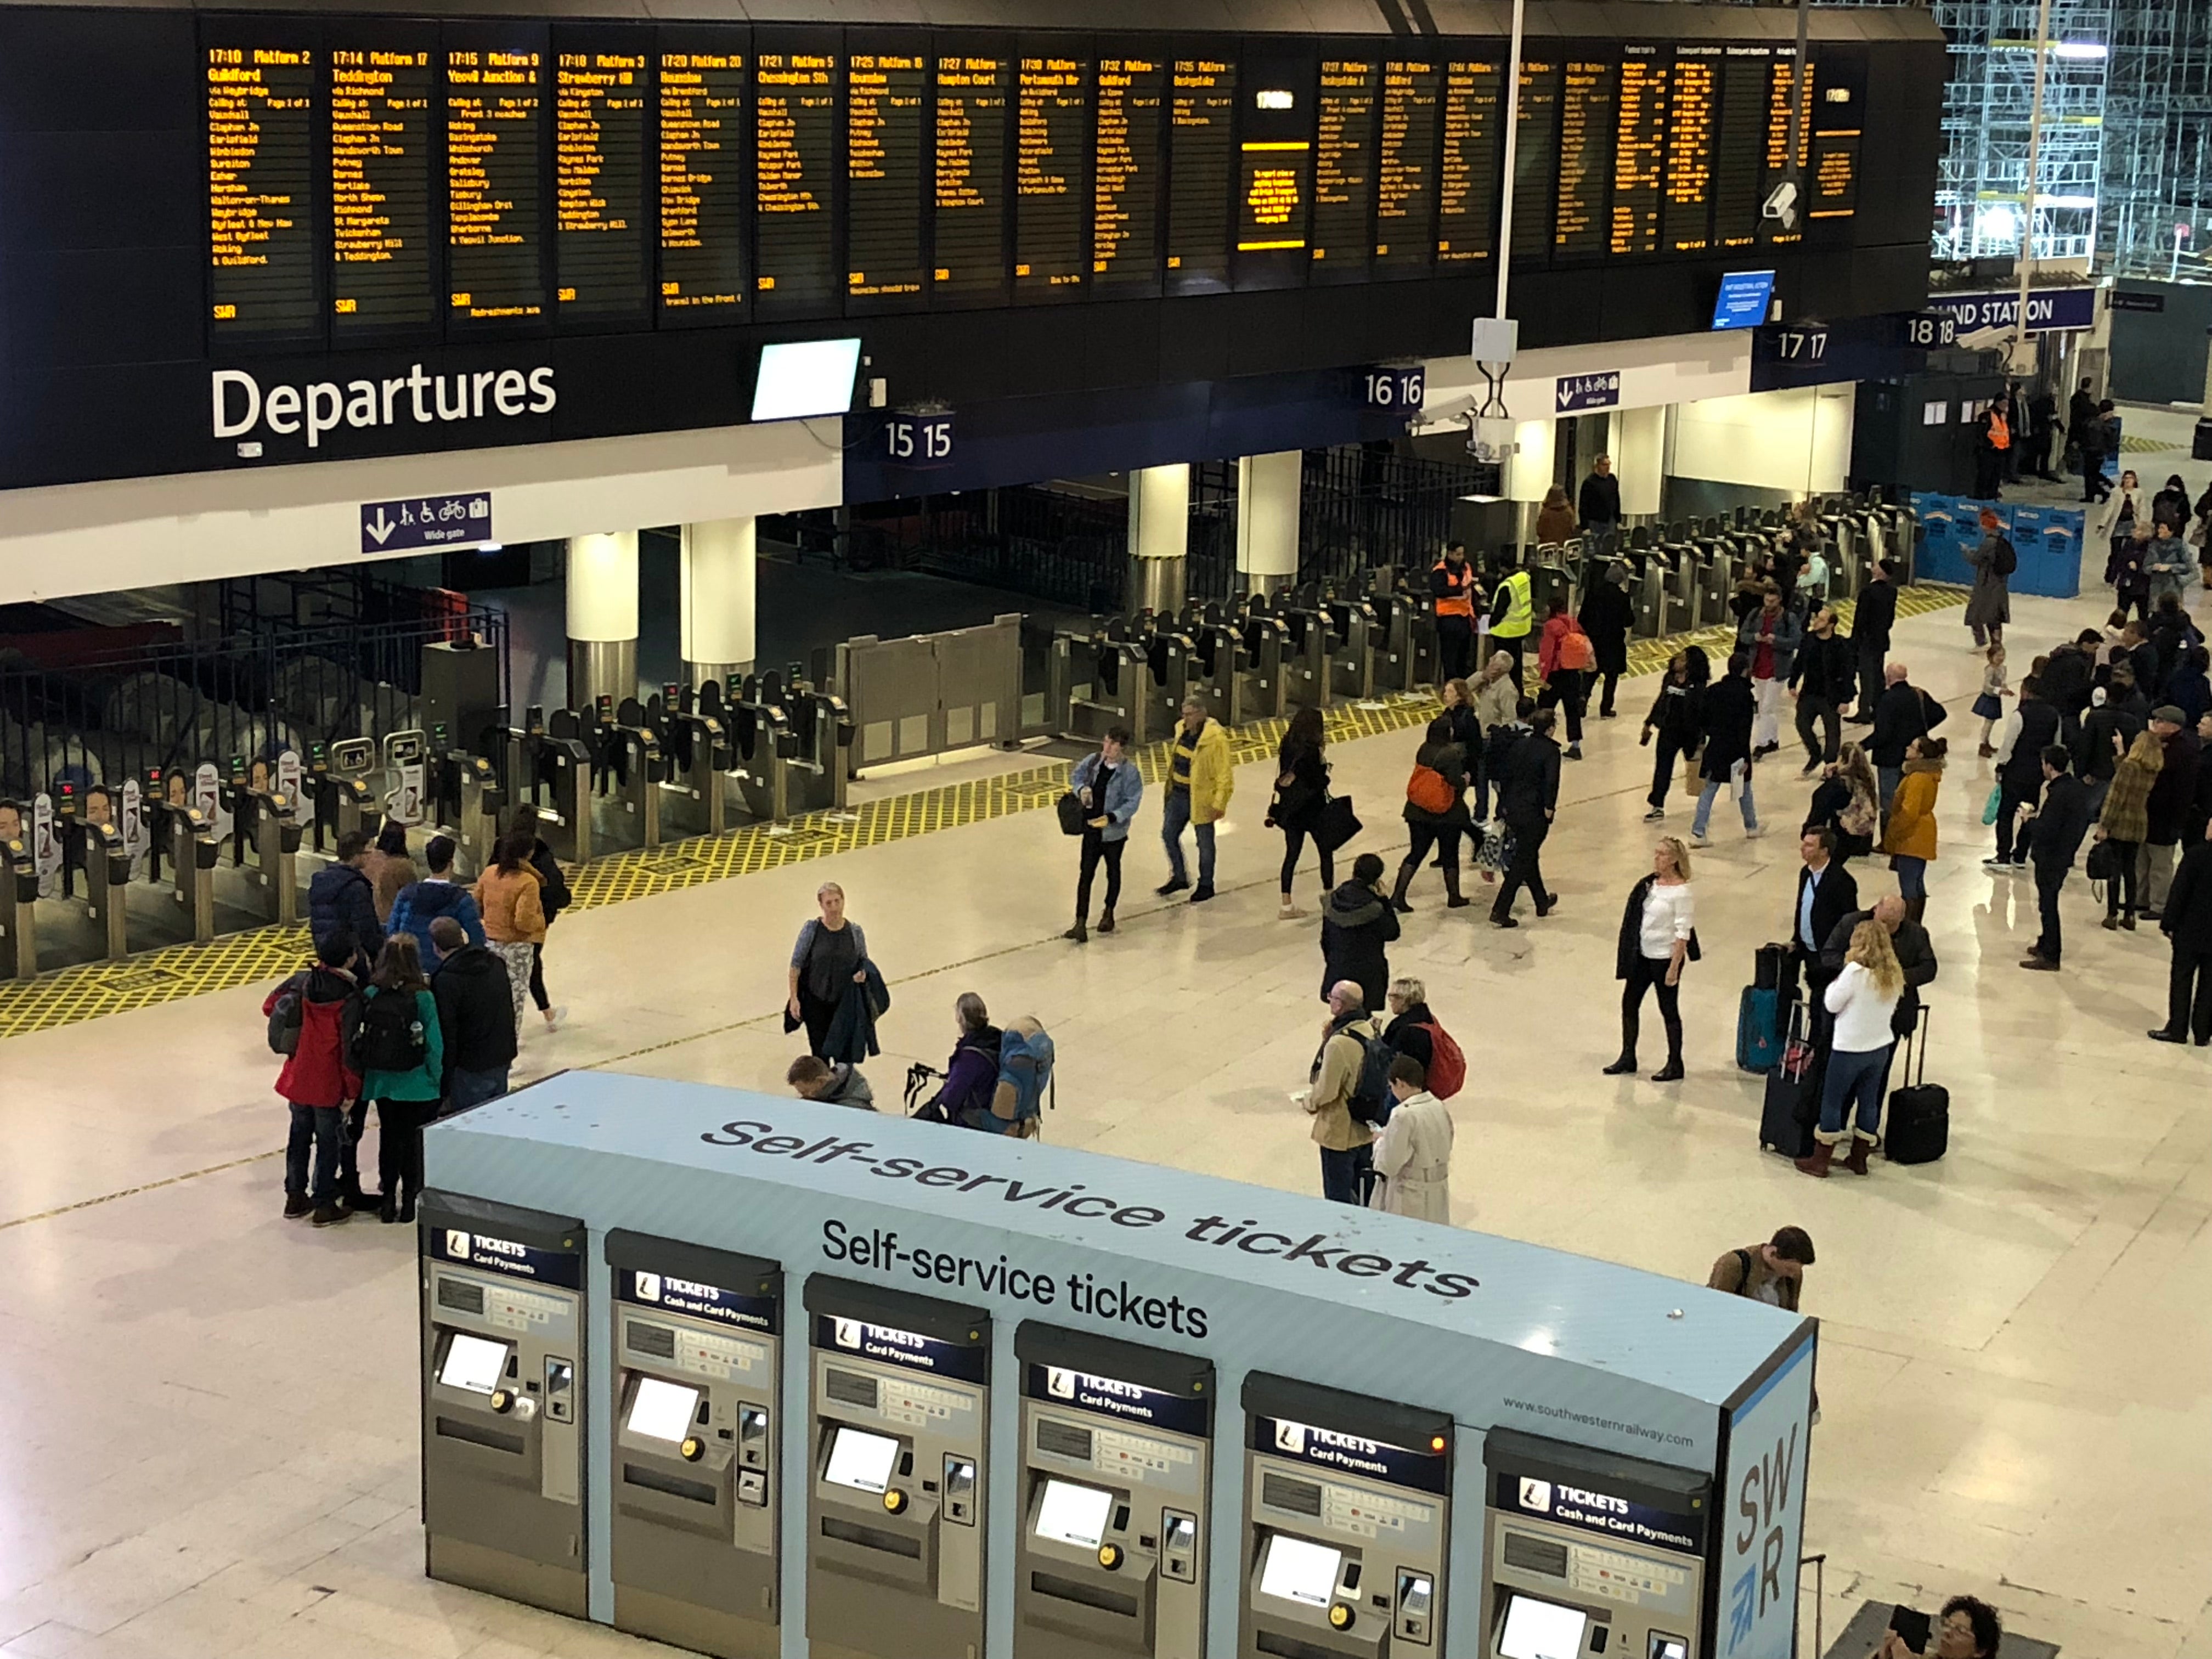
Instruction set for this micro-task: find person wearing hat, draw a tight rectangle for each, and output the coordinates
[2141,705,2203,918]
[1962,507,2013,649]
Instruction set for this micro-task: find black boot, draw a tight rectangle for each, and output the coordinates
[1905,895,1927,926]
[1602,1053,1637,1075]
[1389,863,1416,913]
[1063,919,1088,943]
[1442,865,1469,909]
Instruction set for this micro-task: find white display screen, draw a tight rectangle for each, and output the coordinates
[823,1426,901,1494]
[1034,1480,1115,1549]
[1259,1536,1344,1608]
[627,1377,701,1443]
[438,1332,509,1395]
[751,338,862,421]
[1500,1595,1592,1659]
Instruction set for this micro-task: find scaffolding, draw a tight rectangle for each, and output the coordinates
[2101,0,2212,279]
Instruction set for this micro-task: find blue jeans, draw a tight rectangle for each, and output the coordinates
[1893,855,1927,899]
[1820,1045,1893,1141]
[286,1104,343,1204]
[445,1066,510,1116]
[1691,766,1757,837]
[1319,1143,1373,1206]
[1878,766,1901,822]
[1161,788,1216,888]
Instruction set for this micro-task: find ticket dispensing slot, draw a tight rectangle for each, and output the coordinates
[1479,1429,1712,1659]
[1014,1324,1214,1659]
[1239,1373,1453,1659]
[805,1277,989,1659]
[605,1232,783,1659]
[417,1193,588,1618]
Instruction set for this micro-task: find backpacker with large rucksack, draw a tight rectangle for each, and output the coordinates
[988,1020,1056,1138]
[345,985,428,1074]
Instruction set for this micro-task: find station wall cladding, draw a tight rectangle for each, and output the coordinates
[0,1,1945,492]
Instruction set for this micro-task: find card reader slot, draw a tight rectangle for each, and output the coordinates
[623,1463,718,1505]
[435,1416,524,1456]
[821,1517,923,1559]
[1030,1571,1141,1620]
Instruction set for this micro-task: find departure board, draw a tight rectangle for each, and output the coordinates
[556,50,648,322]
[1713,50,1769,250]
[847,52,927,303]
[1311,59,1377,281]
[1665,49,1719,252]
[1092,56,1164,295]
[1166,59,1234,295]
[1812,126,1861,221]
[331,46,434,334]
[658,50,746,319]
[1511,60,1560,258]
[208,44,318,337]
[934,54,1009,302]
[1016,56,1088,298]
[1375,60,1440,276]
[1759,59,1809,244]
[1437,59,1500,266]
[1610,50,1667,257]
[1555,59,1615,257]
[755,49,839,318]
[447,46,545,321]
[1238,143,1308,250]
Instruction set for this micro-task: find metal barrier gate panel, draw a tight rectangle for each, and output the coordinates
[834,616,1023,777]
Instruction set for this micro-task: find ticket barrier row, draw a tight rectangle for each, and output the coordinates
[420,1194,1717,1659]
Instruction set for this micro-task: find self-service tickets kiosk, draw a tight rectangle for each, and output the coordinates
[1239,1373,1452,1659]
[605,1231,783,1659]
[1480,1430,1712,1659]
[805,1277,990,1659]
[417,1193,588,1617]
[1014,1324,1214,1659]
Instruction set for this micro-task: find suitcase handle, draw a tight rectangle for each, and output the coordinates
[1897,1000,1930,1087]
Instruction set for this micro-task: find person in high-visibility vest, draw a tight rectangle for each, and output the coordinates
[1488,565,1536,690]
[1429,541,1480,682]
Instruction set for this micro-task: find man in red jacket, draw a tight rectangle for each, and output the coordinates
[263,929,363,1227]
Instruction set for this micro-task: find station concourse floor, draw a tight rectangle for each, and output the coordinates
[1,587,2209,1659]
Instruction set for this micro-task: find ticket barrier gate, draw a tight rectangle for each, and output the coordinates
[418,1193,588,1617]
[0,834,37,978]
[427,723,504,873]
[1316,589,1382,703]
[302,741,376,855]
[1239,1372,1451,1659]
[168,805,219,944]
[1179,603,1289,727]
[79,820,131,961]
[805,1276,989,1659]
[760,672,856,816]
[1692,541,1733,629]
[223,759,301,926]
[651,684,732,840]
[1479,1429,1711,1659]
[383,729,431,825]
[1013,1325,1212,1659]
[1055,626,1173,744]
[1630,555,1667,639]
[606,1231,783,1659]
[1258,592,1335,711]
[1661,545,1698,634]
[526,710,597,865]
[582,697,663,855]
[720,678,798,827]
[1372,582,1440,694]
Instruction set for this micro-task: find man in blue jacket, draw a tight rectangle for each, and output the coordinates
[387,834,485,970]
[308,830,383,972]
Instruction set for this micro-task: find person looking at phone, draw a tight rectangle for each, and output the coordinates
[1875,1596,2002,1659]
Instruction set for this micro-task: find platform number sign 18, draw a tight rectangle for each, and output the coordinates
[1364,366,1426,412]
[1904,312,1957,348]
[885,410,955,468]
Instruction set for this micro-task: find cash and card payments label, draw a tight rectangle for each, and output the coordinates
[1496,1473,1705,1553]
[813,1314,988,1383]
[618,1266,776,1331]
[1255,1414,1449,1495]
[431,1225,582,1289]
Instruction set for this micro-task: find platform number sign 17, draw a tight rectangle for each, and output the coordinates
[1722,1338,1815,1659]
[885,410,955,468]
[1364,366,1426,413]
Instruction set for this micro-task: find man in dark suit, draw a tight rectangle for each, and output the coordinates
[1847,561,1898,724]
[2020,746,2094,970]
[2152,822,2212,1042]
[1791,827,1859,1048]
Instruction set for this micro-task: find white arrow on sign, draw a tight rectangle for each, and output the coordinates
[365,508,396,545]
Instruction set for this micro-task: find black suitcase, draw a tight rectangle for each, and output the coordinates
[1758,1003,1822,1158]
[1885,1008,1948,1164]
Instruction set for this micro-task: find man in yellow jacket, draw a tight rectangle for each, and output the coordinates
[1489,565,1536,689]
[1159,696,1234,902]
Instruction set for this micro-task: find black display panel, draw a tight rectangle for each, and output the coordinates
[1015,52,1088,300]
[1554,58,1613,259]
[933,48,1011,306]
[1437,57,1500,268]
[1511,59,1559,261]
[847,44,927,307]
[754,37,839,319]
[1165,57,1234,296]
[445,29,548,324]
[1712,49,1768,252]
[1610,48,1666,258]
[555,36,650,325]
[1665,48,1719,253]
[207,30,319,341]
[1092,53,1164,296]
[657,39,747,321]
[1375,57,1440,278]
[1235,50,1314,291]
[331,29,436,337]
[1311,58,1376,283]
[1808,52,1865,231]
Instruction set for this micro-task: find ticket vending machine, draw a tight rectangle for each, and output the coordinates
[1239,1373,1453,1659]
[1479,1430,1712,1659]
[1013,1324,1214,1659]
[417,1193,588,1617]
[805,1277,990,1659]
[605,1231,783,1659]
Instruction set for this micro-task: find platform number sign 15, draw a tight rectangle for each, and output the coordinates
[885,410,955,468]
[1364,366,1426,412]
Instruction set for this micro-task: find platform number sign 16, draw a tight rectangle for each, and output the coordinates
[1364,366,1426,412]
[885,410,955,468]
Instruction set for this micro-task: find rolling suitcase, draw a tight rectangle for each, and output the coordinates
[1736,985,1781,1073]
[1758,1003,1821,1158]
[1884,1008,1948,1164]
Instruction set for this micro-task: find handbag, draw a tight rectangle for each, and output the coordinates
[1982,782,2002,826]
[1313,793,1362,854]
[2086,837,2120,884]
[1056,791,1089,836]
[1475,819,1514,873]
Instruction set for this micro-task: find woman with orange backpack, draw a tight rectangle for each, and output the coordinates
[1390,716,1474,911]
[1537,596,1594,759]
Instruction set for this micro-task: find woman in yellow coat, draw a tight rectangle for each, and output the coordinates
[1880,735,1946,923]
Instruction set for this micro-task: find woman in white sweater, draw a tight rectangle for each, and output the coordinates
[1798,919,1904,1179]
[1606,837,1696,1082]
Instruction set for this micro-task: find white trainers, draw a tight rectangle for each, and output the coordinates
[543,1005,567,1033]
[1690,832,1713,847]
[1744,825,1767,839]
[1278,900,1305,921]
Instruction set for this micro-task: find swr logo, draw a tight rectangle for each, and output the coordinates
[1275,1421,1308,1454]
[1520,1478,1553,1512]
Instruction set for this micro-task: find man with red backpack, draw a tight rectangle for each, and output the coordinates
[262,928,363,1227]
[1537,596,1595,760]
[1390,716,1474,911]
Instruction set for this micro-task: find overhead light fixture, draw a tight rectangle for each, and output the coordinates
[2052,41,2107,58]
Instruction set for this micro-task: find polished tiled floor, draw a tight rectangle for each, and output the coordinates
[3,493,2210,1659]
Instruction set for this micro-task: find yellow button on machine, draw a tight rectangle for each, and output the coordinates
[1328,1604,1355,1632]
[883,1489,909,1515]
[488,1389,513,1414]
[680,1436,705,1463]
[1096,1544,1124,1571]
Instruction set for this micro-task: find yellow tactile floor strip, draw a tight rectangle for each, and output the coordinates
[0,586,1964,1040]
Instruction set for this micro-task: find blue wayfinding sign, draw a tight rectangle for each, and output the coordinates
[362,490,492,555]
[1925,287,2097,335]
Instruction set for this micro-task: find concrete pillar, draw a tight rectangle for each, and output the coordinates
[681,516,758,688]
[1615,405,1667,518]
[1236,451,1301,596]
[1126,463,1190,613]
[566,529,640,711]
[1505,419,1557,546]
